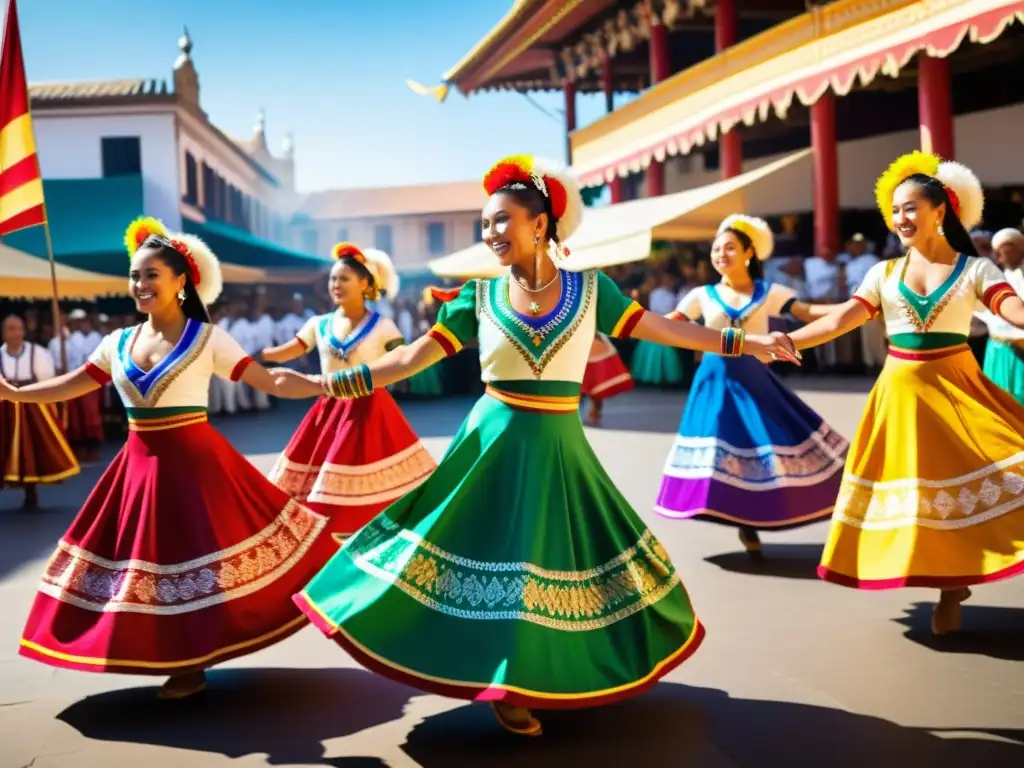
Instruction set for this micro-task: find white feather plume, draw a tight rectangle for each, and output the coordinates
[361,248,400,299]
[717,214,775,261]
[172,233,223,306]
[934,161,984,231]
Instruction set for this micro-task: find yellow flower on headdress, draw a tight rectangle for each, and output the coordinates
[124,216,169,258]
[874,151,941,227]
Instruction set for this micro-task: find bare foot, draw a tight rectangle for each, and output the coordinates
[738,527,762,555]
[158,671,207,700]
[931,587,972,635]
[491,701,542,736]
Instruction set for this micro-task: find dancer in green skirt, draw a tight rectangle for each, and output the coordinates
[273,155,800,737]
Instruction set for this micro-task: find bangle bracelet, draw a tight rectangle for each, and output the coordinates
[720,327,745,357]
[324,364,374,399]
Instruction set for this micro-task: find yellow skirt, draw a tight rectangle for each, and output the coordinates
[819,344,1024,589]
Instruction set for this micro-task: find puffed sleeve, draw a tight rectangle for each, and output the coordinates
[975,257,1018,317]
[32,344,56,381]
[595,271,645,337]
[376,316,405,353]
[83,330,122,384]
[668,287,704,321]
[295,316,319,351]
[210,324,255,381]
[427,280,479,356]
[852,261,888,318]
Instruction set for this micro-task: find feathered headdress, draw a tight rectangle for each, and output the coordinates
[717,214,774,260]
[124,216,223,306]
[330,241,399,300]
[875,151,984,231]
[482,154,583,252]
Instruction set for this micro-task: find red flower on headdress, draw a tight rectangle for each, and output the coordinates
[482,154,569,222]
[332,241,366,264]
[169,239,201,286]
[944,185,961,218]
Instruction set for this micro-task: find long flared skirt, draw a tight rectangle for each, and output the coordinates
[582,336,634,400]
[19,409,331,674]
[269,390,435,539]
[1,400,79,486]
[295,382,704,709]
[982,338,1024,405]
[630,340,685,386]
[65,389,105,443]
[656,354,848,529]
[819,345,1024,589]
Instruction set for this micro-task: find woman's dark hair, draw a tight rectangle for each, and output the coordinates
[721,227,764,281]
[897,173,979,257]
[340,257,377,296]
[138,235,210,322]
[496,182,560,243]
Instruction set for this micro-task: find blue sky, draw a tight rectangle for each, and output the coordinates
[18,0,617,192]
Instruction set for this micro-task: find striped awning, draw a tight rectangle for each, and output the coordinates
[571,0,1024,187]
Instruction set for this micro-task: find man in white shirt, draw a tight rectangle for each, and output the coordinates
[246,295,274,411]
[274,294,314,372]
[841,234,886,370]
[802,244,854,370]
[647,273,678,316]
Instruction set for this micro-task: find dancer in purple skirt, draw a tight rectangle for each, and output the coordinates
[655,215,849,555]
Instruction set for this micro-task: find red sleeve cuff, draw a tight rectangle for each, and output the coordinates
[230,356,254,382]
[666,311,689,322]
[852,295,880,318]
[84,362,112,384]
[983,282,1016,316]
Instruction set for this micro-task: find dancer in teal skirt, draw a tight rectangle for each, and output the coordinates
[273,154,799,737]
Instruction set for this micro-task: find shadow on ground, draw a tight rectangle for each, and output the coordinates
[896,602,1024,662]
[704,543,823,581]
[57,671,1023,766]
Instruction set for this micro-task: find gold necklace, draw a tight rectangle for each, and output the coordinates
[511,272,560,315]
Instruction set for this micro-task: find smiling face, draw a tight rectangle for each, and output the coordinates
[129,247,186,316]
[891,180,945,250]
[328,260,369,306]
[710,230,753,282]
[481,190,547,268]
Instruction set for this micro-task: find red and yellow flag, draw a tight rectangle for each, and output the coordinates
[0,0,45,236]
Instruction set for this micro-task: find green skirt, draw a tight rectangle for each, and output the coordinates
[630,340,685,386]
[295,380,704,709]
[982,338,1024,405]
[406,363,444,397]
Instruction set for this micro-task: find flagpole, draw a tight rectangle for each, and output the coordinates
[41,217,66,373]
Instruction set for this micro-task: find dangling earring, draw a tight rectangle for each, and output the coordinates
[937,224,945,238]
[177,288,186,304]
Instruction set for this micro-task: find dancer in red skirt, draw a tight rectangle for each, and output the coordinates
[1,315,79,509]
[0,217,331,700]
[581,331,634,425]
[263,242,435,542]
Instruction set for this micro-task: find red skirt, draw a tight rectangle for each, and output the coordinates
[19,410,332,675]
[581,337,635,400]
[1,400,79,486]
[269,390,435,538]
[65,389,105,443]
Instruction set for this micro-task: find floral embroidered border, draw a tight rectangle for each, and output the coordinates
[834,453,1024,530]
[663,426,849,490]
[38,501,327,614]
[345,516,681,632]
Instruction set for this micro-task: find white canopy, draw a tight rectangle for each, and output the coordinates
[428,149,811,279]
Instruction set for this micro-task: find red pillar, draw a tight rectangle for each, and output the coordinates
[647,13,670,196]
[811,93,840,256]
[716,0,742,179]
[918,54,954,159]
[564,77,576,165]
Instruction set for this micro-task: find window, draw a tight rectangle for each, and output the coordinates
[374,224,393,254]
[427,222,446,255]
[101,136,141,177]
[474,219,484,243]
[336,228,349,244]
[302,228,319,254]
[201,163,213,211]
[183,152,198,204]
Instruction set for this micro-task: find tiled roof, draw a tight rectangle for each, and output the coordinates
[300,180,486,220]
[29,78,172,103]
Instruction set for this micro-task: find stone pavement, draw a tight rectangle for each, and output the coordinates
[1,382,1021,767]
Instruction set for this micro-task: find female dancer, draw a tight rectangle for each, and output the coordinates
[581,331,634,425]
[778,152,1024,634]
[976,228,1024,404]
[273,155,799,736]
[1,314,79,508]
[262,243,435,541]
[2,217,331,699]
[655,215,848,554]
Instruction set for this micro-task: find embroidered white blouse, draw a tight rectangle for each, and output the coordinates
[852,255,1015,343]
[672,281,795,333]
[295,311,404,374]
[85,320,254,409]
[427,270,644,384]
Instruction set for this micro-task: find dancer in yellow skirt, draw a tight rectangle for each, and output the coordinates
[777,152,1024,635]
